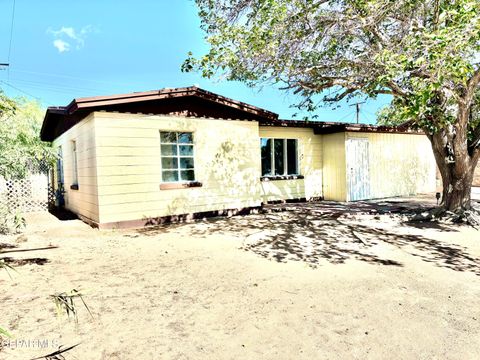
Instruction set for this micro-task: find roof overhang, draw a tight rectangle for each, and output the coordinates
[312,122,424,135]
[41,86,422,142]
[41,86,279,141]
[260,119,424,135]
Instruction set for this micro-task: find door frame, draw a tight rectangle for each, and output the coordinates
[346,137,371,202]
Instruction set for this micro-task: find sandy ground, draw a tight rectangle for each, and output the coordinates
[1,199,480,359]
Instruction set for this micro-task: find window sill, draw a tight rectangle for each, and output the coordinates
[260,175,304,182]
[160,181,203,190]
[70,184,79,190]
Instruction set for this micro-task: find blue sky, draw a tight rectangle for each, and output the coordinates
[0,0,390,123]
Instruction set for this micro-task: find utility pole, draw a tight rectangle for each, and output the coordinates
[349,101,366,124]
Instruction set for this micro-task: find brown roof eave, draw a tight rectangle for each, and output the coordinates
[40,107,67,142]
[261,119,425,135]
[41,86,279,141]
[313,123,425,135]
[71,86,278,120]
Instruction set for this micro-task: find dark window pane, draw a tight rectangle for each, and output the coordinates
[260,138,272,176]
[274,139,285,175]
[161,157,178,169]
[179,145,193,156]
[287,139,298,175]
[180,170,195,181]
[178,132,193,144]
[162,170,179,182]
[161,144,177,156]
[180,157,194,169]
[160,132,177,143]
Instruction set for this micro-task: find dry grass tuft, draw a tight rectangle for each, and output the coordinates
[50,289,93,323]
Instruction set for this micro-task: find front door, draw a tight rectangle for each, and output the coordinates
[346,138,370,201]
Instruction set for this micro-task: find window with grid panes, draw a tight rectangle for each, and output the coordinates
[160,132,195,182]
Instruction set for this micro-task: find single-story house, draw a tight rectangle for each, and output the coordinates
[41,86,437,229]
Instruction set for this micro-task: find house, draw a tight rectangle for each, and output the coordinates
[41,87,437,229]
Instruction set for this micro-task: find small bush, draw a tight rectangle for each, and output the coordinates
[0,204,26,235]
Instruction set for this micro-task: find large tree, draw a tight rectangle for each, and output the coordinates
[183,0,480,214]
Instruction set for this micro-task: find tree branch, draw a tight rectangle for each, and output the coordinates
[469,125,480,154]
[465,67,480,104]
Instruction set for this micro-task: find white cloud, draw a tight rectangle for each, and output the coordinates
[47,25,95,53]
[53,39,70,53]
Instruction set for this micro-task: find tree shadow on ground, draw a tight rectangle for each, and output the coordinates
[1,243,55,268]
[139,206,480,276]
[1,256,49,266]
[0,243,17,251]
[266,200,459,232]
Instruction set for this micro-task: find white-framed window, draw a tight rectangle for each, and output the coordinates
[160,131,195,182]
[260,138,299,176]
[71,140,78,186]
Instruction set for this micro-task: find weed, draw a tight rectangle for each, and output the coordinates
[0,326,11,338]
[0,204,26,234]
[50,289,93,323]
[0,259,16,279]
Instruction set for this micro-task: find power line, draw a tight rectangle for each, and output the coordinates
[7,0,16,81]
[336,110,356,123]
[0,80,53,105]
[361,108,379,123]
[349,101,366,124]
[11,68,135,88]
[10,78,104,94]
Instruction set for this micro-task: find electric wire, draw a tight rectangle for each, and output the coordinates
[7,0,16,81]
[10,68,133,88]
[336,110,357,123]
[0,80,54,105]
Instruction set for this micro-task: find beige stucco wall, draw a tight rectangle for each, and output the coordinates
[258,126,323,202]
[321,131,436,201]
[51,111,439,225]
[92,112,262,224]
[322,132,347,201]
[346,132,436,199]
[52,113,99,222]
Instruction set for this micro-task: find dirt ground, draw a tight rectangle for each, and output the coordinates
[1,196,480,360]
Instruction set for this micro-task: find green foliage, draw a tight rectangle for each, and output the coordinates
[186,0,480,134]
[0,90,16,115]
[0,203,26,235]
[0,95,56,180]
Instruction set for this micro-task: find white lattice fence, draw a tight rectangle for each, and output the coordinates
[0,173,50,213]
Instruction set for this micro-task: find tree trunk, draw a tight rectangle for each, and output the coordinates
[428,126,478,213]
[437,160,474,211]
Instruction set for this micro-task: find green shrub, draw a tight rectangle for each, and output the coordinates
[0,204,26,235]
